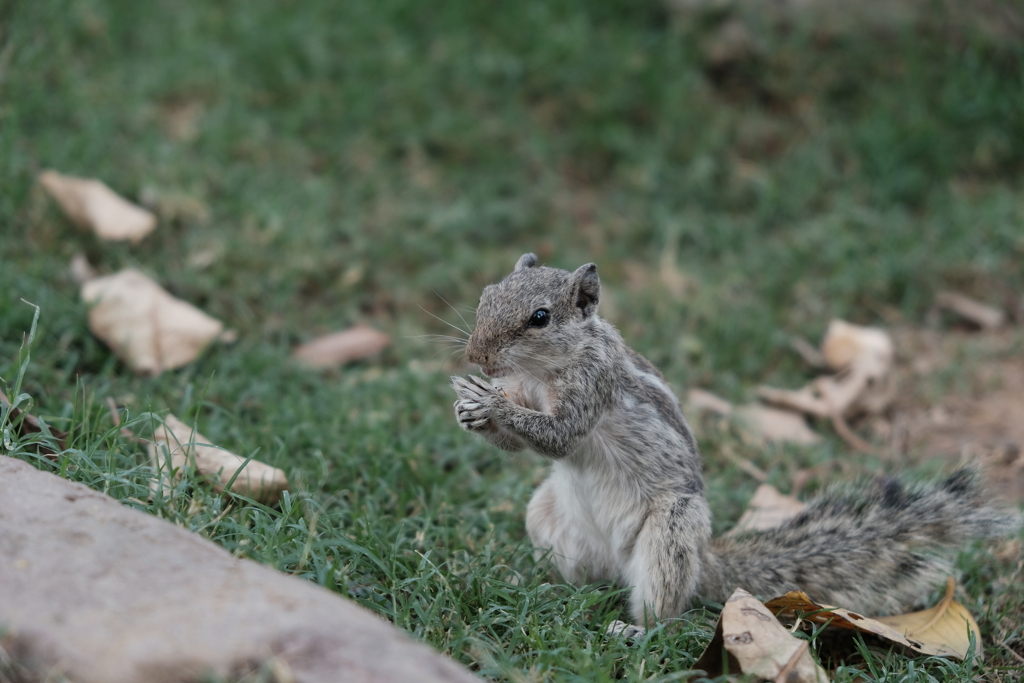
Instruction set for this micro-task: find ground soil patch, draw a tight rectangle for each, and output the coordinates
[889,328,1024,502]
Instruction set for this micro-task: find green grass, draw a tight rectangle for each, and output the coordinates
[2,0,1023,680]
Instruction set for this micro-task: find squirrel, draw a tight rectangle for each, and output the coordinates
[450,253,1018,633]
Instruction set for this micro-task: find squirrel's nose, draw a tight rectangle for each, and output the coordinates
[465,336,488,366]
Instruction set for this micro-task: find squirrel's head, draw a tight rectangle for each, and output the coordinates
[465,253,600,378]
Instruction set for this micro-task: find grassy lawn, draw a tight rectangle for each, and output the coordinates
[2,0,1023,680]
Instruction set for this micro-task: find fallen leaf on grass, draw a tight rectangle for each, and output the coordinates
[694,587,829,682]
[0,390,69,459]
[292,325,391,369]
[759,320,894,450]
[685,388,734,416]
[735,404,822,446]
[820,320,893,374]
[148,413,288,505]
[766,577,980,660]
[69,253,97,284]
[732,484,806,533]
[935,291,1005,330]
[684,389,821,447]
[874,578,982,660]
[82,268,224,376]
[789,336,828,368]
[762,320,894,417]
[39,170,156,243]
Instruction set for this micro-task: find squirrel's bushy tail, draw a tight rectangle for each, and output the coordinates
[700,469,1020,615]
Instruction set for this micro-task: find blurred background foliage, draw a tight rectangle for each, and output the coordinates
[3,0,1022,398]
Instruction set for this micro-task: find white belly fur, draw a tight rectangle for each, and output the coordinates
[525,424,645,586]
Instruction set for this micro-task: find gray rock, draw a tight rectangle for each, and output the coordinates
[0,457,477,683]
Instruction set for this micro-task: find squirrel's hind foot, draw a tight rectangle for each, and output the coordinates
[606,620,647,639]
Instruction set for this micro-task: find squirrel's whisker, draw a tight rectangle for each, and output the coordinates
[509,359,552,392]
[432,289,474,336]
[407,334,468,345]
[430,344,466,358]
[515,350,569,372]
[436,348,465,372]
[417,305,472,337]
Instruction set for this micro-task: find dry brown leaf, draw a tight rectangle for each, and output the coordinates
[39,170,156,243]
[822,320,895,416]
[683,390,820,447]
[875,578,982,661]
[761,321,894,418]
[821,320,893,373]
[790,336,828,368]
[0,390,69,459]
[759,320,894,450]
[758,383,833,418]
[935,291,1005,330]
[149,413,288,505]
[733,484,806,533]
[69,253,97,285]
[685,388,734,416]
[82,268,224,376]
[292,325,391,369]
[766,578,981,660]
[736,404,822,446]
[694,588,829,682]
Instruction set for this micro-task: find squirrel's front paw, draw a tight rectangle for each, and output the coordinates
[454,398,491,431]
[450,375,498,401]
[451,376,504,432]
[454,376,505,430]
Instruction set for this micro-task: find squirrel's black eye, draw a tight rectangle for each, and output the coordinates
[528,309,550,328]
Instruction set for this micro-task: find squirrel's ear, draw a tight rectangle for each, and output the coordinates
[514,253,538,272]
[571,263,600,318]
